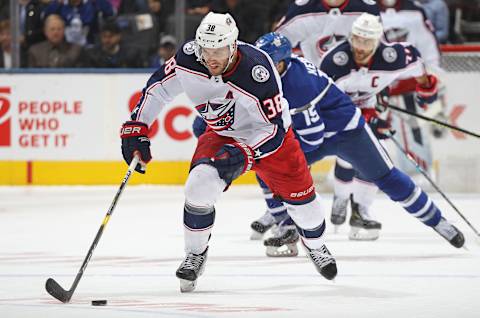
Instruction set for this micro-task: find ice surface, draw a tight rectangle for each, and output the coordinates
[0,185,479,318]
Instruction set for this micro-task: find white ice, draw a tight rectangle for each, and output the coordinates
[0,185,479,318]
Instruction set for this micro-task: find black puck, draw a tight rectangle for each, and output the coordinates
[91,300,107,306]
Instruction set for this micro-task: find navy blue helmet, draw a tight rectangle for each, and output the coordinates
[255,32,292,65]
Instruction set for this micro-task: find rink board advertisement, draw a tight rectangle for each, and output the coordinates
[0,71,479,188]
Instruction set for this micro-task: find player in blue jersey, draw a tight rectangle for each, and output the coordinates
[250,31,464,256]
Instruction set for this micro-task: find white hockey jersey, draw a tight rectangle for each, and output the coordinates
[131,41,291,159]
[319,40,425,109]
[379,0,440,70]
[275,0,380,67]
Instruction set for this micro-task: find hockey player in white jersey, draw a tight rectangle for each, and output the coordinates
[379,0,446,180]
[318,13,440,238]
[252,30,464,256]
[275,0,380,67]
[120,12,337,292]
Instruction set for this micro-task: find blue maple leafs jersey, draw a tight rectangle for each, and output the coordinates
[282,56,364,152]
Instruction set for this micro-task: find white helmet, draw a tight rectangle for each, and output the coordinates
[351,13,383,41]
[195,12,239,71]
[196,12,238,49]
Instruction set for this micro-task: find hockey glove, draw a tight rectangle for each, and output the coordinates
[416,74,438,109]
[375,87,390,113]
[120,121,152,173]
[211,142,254,185]
[192,116,207,138]
[368,117,393,140]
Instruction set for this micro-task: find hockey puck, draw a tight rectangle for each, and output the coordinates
[91,300,107,306]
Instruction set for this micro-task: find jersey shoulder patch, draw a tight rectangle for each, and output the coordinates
[182,41,196,55]
[362,0,376,5]
[382,46,398,63]
[320,42,353,81]
[225,43,280,101]
[175,40,209,76]
[371,42,421,71]
[251,65,270,83]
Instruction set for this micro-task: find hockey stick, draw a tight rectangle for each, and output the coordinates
[290,78,333,115]
[389,134,480,237]
[45,155,140,303]
[385,103,480,139]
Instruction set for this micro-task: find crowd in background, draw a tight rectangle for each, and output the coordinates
[0,0,479,69]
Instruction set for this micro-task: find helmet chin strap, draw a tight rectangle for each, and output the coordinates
[222,44,237,74]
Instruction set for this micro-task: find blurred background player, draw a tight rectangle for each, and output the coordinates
[252,30,464,257]
[251,0,382,239]
[318,13,440,239]
[121,12,338,292]
[275,0,380,67]
[379,0,447,180]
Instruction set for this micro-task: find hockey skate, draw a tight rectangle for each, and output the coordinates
[264,224,299,257]
[433,218,465,248]
[301,241,337,280]
[250,211,276,240]
[330,195,349,230]
[349,200,382,241]
[175,247,209,292]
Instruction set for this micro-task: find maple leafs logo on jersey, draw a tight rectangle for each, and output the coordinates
[196,97,236,131]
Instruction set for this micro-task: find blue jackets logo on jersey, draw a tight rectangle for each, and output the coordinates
[251,65,270,83]
[318,35,347,55]
[196,98,236,131]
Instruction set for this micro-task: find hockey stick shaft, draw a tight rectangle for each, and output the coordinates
[389,135,480,237]
[386,103,480,138]
[45,156,140,303]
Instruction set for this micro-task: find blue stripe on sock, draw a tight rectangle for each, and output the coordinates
[296,221,326,239]
[184,206,215,230]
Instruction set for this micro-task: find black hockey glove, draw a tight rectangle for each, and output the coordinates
[375,87,390,113]
[211,142,254,185]
[368,117,394,140]
[120,121,151,173]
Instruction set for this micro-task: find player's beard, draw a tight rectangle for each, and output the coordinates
[352,47,375,65]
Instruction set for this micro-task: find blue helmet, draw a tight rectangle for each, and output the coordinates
[254,32,292,65]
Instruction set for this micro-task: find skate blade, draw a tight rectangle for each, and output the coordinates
[179,279,197,293]
[266,244,298,257]
[250,230,264,240]
[349,228,380,241]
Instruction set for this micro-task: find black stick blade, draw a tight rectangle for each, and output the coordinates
[45,278,71,303]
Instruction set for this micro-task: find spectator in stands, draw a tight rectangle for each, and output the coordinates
[20,0,51,51]
[44,0,114,46]
[79,18,145,67]
[0,19,12,68]
[0,0,8,21]
[149,34,176,68]
[187,0,211,16]
[28,14,82,67]
[211,0,268,43]
[418,0,450,43]
[117,0,149,14]
[148,0,174,36]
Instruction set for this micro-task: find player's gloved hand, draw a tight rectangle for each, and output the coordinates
[375,87,390,113]
[192,116,207,138]
[211,142,254,185]
[416,74,438,109]
[368,117,393,140]
[120,121,151,174]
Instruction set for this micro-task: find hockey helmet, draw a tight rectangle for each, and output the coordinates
[254,32,292,65]
[351,13,383,41]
